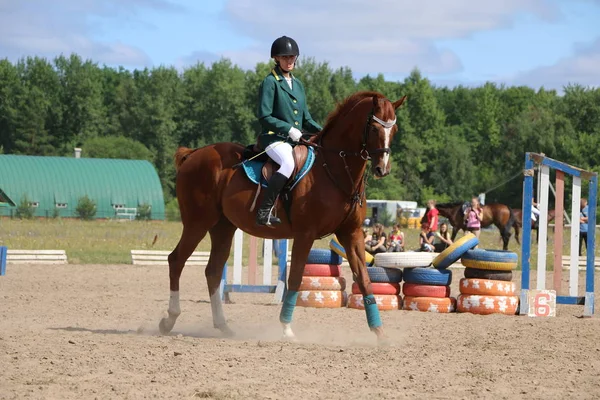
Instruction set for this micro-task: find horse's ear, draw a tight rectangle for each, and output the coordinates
[372,96,379,108]
[393,96,407,109]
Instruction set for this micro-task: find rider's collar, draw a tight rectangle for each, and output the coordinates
[271,65,294,81]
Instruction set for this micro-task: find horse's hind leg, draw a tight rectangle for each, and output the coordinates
[159,224,208,335]
[206,217,237,337]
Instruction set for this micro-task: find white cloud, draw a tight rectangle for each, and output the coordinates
[0,0,181,67]
[509,37,600,90]
[221,0,561,75]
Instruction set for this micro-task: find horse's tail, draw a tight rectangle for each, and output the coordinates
[174,147,196,171]
[507,206,520,245]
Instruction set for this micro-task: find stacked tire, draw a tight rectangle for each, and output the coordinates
[457,249,519,315]
[348,267,402,311]
[296,249,347,308]
[402,268,456,313]
[403,233,480,313]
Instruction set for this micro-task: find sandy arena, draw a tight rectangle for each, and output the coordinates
[1,263,600,399]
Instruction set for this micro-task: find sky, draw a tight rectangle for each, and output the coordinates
[1,0,599,91]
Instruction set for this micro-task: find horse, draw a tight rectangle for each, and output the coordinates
[158,91,407,345]
[511,208,556,242]
[434,202,518,250]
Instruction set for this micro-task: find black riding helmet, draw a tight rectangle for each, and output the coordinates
[270,36,299,58]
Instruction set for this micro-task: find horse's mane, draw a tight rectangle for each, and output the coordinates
[316,91,386,138]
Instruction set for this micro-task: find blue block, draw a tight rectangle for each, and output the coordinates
[0,246,6,276]
[556,296,585,305]
[224,285,277,294]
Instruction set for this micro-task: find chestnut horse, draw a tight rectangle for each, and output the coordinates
[435,202,518,250]
[159,91,407,344]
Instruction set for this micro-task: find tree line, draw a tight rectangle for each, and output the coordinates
[1,53,599,208]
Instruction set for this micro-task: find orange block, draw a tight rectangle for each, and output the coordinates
[299,276,346,291]
[459,278,516,296]
[403,296,456,313]
[296,290,347,308]
[457,294,519,315]
[347,294,401,311]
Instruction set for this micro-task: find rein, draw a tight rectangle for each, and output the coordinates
[301,98,396,205]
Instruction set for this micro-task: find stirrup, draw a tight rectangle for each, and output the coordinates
[257,207,281,226]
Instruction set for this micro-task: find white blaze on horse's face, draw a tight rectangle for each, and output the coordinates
[383,123,393,172]
[372,114,396,177]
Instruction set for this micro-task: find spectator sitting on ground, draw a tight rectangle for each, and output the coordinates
[387,224,405,252]
[433,222,453,252]
[365,223,387,255]
[418,222,435,252]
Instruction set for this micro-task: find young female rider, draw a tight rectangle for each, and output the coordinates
[255,36,322,226]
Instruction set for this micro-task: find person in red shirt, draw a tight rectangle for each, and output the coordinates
[425,199,439,232]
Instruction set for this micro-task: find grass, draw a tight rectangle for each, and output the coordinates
[0,218,597,266]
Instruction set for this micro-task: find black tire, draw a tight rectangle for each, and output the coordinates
[463,267,513,281]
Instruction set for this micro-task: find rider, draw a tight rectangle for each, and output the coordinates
[255,35,322,226]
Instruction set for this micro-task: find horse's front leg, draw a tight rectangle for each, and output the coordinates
[337,229,386,344]
[279,236,313,341]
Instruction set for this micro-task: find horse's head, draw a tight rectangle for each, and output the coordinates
[366,95,407,178]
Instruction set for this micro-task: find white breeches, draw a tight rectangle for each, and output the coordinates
[266,141,294,178]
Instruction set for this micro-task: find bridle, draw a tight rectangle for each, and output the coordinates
[302,97,397,205]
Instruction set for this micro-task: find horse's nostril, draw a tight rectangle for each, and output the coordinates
[375,167,384,176]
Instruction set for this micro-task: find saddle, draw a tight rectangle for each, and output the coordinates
[241,143,315,189]
[240,143,316,220]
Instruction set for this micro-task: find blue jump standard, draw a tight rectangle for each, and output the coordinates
[0,246,6,276]
[520,152,597,316]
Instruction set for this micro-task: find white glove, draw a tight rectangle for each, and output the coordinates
[288,126,302,142]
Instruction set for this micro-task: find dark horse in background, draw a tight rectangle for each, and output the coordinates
[512,208,557,242]
[435,202,518,250]
[158,91,407,345]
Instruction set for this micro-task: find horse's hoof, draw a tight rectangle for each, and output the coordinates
[377,337,393,348]
[281,334,299,343]
[216,324,235,338]
[158,318,174,335]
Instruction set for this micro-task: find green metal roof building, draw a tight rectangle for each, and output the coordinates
[0,155,165,219]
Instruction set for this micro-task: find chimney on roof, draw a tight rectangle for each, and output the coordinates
[74,148,82,159]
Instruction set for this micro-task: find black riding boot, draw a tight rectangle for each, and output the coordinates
[256,172,288,226]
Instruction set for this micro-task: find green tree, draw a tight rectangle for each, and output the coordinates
[82,136,153,161]
[54,54,107,150]
[76,195,97,220]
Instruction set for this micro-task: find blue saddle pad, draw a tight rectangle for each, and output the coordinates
[242,146,315,189]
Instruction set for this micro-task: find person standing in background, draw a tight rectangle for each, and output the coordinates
[580,198,589,256]
[464,196,483,241]
[425,199,439,232]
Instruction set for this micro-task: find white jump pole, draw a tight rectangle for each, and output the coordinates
[263,239,273,285]
[536,165,550,289]
[233,229,244,285]
[570,177,581,297]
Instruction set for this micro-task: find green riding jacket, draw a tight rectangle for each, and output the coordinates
[257,66,322,150]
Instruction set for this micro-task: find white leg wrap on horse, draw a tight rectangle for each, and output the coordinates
[266,142,294,178]
[168,290,181,317]
[282,323,296,340]
[210,291,227,328]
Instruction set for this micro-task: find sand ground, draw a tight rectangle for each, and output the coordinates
[1,263,600,400]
